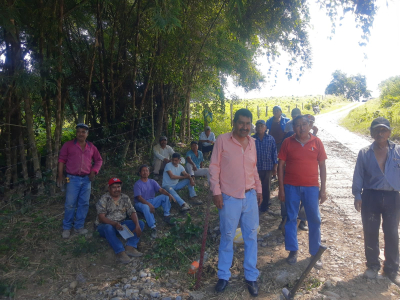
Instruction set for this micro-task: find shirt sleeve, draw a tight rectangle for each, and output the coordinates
[210,132,216,142]
[271,137,278,164]
[164,163,172,172]
[278,139,289,161]
[317,139,328,161]
[209,136,223,195]
[178,164,185,174]
[199,132,206,140]
[352,150,364,201]
[168,146,175,156]
[133,181,142,198]
[153,145,166,160]
[91,145,103,174]
[185,151,191,158]
[125,196,136,216]
[96,196,107,215]
[152,179,161,192]
[253,146,262,193]
[58,142,69,164]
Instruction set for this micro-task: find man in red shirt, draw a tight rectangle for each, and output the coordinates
[57,124,103,239]
[278,115,327,266]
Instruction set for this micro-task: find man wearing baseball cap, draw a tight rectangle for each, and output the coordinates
[96,178,145,264]
[57,123,103,239]
[353,117,400,285]
[153,136,175,180]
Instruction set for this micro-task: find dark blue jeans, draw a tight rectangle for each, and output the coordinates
[62,175,91,230]
[361,189,400,273]
[97,220,145,254]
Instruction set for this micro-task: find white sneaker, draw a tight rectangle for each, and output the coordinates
[181,203,191,211]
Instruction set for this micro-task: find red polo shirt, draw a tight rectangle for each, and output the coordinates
[278,134,327,187]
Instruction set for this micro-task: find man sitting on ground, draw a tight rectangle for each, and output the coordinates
[134,165,176,239]
[162,153,197,208]
[153,136,174,180]
[96,178,144,264]
[186,141,210,185]
[199,126,216,156]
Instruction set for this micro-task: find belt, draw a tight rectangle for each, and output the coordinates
[245,189,253,194]
[67,173,88,177]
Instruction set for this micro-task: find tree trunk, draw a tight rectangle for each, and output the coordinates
[85,30,98,125]
[155,83,165,139]
[180,100,186,141]
[171,94,177,141]
[186,88,191,141]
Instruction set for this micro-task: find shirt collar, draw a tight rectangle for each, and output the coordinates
[369,140,395,151]
[229,131,253,149]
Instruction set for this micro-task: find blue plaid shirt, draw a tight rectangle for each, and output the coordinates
[252,133,278,171]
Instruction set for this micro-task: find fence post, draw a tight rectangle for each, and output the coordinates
[288,106,290,113]
[257,106,260,119]
[266,106,268,117]
[302,103,304,110]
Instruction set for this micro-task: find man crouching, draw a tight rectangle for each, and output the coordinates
[96,178,145,263]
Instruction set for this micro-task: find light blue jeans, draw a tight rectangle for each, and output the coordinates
[62,174,91,230]
[163,179,196,206]
[134,195,171,228]
[284,184,321,255]
[97,220,145,254]
[218,190,259,281]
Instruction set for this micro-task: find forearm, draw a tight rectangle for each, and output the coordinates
[136,195,150,205]
[130,212,140,226]
[187,157,195,167]
[98,214,119,227]
[159,188,171,197]
[58,162,65,178]
[320,164,326,189]
[278,161,285,189]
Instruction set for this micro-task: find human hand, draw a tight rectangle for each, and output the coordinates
[89,171,96,181]
[163,158,170,163]
[354,199,362,212]
[56,175,65,188]
[272,169,277,176]
[278,188,285,202]
[168,194,176,203]
[213,194,223,209]
[190,178,195,186]
[193,165,198,171]
[147,203,155,214]
[257,193,262,206]
[319,189,327,204]
[134,225,142,237]
[114,222,123,231]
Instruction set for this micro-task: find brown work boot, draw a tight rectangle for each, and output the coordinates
[116,251,131,264]
[125,246,143,257]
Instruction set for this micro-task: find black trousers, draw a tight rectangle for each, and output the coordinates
[361,189,400,273]
[202,144,214,155]
[258,170,272,212]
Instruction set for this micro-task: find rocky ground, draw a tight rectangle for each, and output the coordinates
[2,103,400,300]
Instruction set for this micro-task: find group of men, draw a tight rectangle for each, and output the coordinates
[57,106,400,296]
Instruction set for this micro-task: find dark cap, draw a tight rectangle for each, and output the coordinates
[190,141,198,145]
[371,117,392,130]
[255,120,266,125]
[76,123,89,130]
[108,177,122,186]
[273,105,282,112]
[159,136,167,142]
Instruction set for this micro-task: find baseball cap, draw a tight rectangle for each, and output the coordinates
[371,117,392,130]
[108,178,122,186]
[255,120,266,125]
[273,105,282,112]
[76,123,89,130]
[159,136,167,142]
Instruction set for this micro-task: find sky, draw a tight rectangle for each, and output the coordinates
[225,0,400,99]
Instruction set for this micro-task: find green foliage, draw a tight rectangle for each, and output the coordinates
[148,214,202,270]
[379,76,400,108]
[325,70,371,101]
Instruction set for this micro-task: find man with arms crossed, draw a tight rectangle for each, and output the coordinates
[153,136,174,180]
[278,115,327,267]
[210,108,262,297]
[57,123,103,239]
[352,117,400,285]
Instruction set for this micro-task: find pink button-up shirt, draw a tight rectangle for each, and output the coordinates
[58,139,103,176]
[209,132,262,198]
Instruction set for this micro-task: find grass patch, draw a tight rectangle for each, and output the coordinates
[340,98,400,140]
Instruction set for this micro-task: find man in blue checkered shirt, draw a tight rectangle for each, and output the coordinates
[252,120,278,213]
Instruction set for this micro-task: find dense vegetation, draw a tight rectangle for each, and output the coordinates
[0,0,377,198]
[341,76,400,139]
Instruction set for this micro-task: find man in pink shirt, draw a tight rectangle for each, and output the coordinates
[209,108,262,297]
[57,124,103,239]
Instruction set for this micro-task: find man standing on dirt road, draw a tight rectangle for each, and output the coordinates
[210,108,262,297]
[252,119,278,213]
[352,117,400,285]
[266,105,290,153]
[278,115,327,267]
[57,123,103,239]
